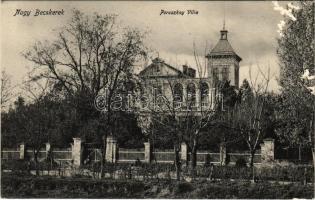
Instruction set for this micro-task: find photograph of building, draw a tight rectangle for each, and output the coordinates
[1,1,314,199]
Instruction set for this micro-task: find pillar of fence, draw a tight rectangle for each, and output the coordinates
[72,138,84,167]
[19,143,26,159]
[45,142,51,159]
[261,138,275,165]
[220,142,227,165]
[181,142,188,165]
[144,141,152,163]
[105,136,118,163]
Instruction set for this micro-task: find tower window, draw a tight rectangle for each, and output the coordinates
[222,67,230,81]
[220,30,228,40]
[213,68,219,84]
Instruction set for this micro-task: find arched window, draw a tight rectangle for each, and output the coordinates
[222,67,230,81]
[174,83,183,109]
[200,82,209,106]
[174,83,183,102]
[187,83,196,107]
[213,68,219,84]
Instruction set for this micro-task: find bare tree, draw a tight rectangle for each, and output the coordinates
[1,70,14,110]
[136,75,185,181]
[24,9,148,176]
[232,65,271,167]
[21,70,54,102]
[136,55,217,179]
[185,42,219,170]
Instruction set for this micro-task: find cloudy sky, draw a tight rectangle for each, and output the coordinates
[1,1,292,92]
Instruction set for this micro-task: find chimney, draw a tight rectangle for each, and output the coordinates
[187,68,196,78]
[183,65,188,75]
[183,65,196,78]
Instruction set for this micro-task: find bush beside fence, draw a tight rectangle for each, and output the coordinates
[1,174,313,198]
[3,158,313,184]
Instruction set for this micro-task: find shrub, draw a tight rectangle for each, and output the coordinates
[174,182,194,194]
[1,160,30,172]
[235,157,247,168]
[225,154,231,165]
[1,174,313,198]
[1,174,145,198]
[204,154,211,167]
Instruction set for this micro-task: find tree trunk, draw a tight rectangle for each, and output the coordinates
[174,146,181,181]
[190,132,199,174]
[190,137,198,170]
[312,147,315,196]
[249,149,256,182]
[249,149,256,168]
[100,149,105,178]
[33,149,39,176]
[298,144,302,162]
[100,135,107,178]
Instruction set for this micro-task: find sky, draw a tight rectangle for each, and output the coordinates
[1,1,292,93]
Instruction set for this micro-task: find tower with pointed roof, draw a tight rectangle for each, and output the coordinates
[206,28,242,88]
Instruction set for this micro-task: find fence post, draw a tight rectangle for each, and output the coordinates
[144,141,152,163]
[72,138,84,167]
[105,136,118,163]
[261,138,275,165]
[181,142,188,165]
[19,143,26,159]
[45,142,51,159]
[220,142,227,165]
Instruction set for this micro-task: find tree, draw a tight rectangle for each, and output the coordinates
[229,66,271,167]
[24,9,148,176]
[181,44,218,171]
[183,83,218,170]
[277,2,314,89]
[208,80,241,165]
[275,1,315,161]
[136,76,186,181]
[1,70,14,110]
[10,95,61,175]
[1,97,25,147]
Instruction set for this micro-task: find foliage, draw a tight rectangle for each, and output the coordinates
[187,181,313,199]
[174,182,194,194]
[1,160,30,173]
[278,2,314,88]
[219,78,272,167]
[22,9,149,172]
[0,70,14,110]
[206,81,240,151]
[2,10,149,148]
[276,1,315,148]
[235,157,247,168]
[1,174,145,198]
[4,96,65,149]
[1,174,313,198]
[2,159,61,172]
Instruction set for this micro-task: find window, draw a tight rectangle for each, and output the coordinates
[222,67,230,81]
[235,66,239,86]
[174,83,183,109]
[213,68,219,84]
[153,84,163,108]
[153,85,162,98]
[187,83,196,108]
[200,82,209,107]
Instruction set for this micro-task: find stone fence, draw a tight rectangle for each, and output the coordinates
[1,137,278,167]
